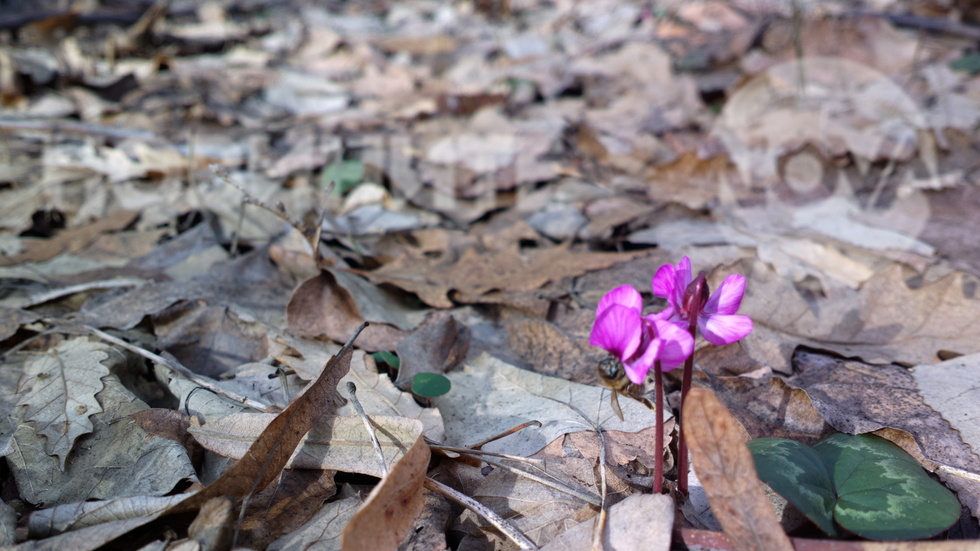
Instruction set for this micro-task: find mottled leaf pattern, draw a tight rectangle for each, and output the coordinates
[751,433,960,541]
[814,434,961,540]
[747,438,838,536]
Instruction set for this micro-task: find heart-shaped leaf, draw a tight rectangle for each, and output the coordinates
[746,438,838,536]
[749,433,960,541]
[813,433,961,541]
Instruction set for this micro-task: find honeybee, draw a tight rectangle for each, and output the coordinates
[596,356,655,421]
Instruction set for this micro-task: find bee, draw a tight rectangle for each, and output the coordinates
[596,356,656,421]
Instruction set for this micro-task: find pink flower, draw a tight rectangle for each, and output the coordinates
[590,285,694,384]
[652,257,753,346]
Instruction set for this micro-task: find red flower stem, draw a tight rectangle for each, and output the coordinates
[653,359,664,494]
[677,317,697,495]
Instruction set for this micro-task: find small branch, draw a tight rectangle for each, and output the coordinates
[346,381,388,477]
[210,164,310,240]
[478,456,601,507]
[426,443,544,465]
[467,421,542,449]
[0,118,159,142]
[424,477,537,550]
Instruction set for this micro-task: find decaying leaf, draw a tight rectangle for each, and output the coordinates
[683,388,794,551]
[358,244,641,308]
[538,494,674,551]
[393,313,468,391]
[28,495,189,538]
[165,324,361,516]
[432,353,664,458]
[341,434,430,551]
[337,352,446,442]
[739,259,980,370]
[267,487,365,551]
[7,373,198,507]
[188,413,423,478]
[15,338,109,470]
[286,269,409,351]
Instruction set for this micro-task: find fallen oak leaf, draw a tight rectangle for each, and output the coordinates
[682,388,793,551]
[98,323,367,548]
[15,338,110,470]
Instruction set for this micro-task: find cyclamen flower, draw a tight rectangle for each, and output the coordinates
[589,285,694,384]
[652,256,753,346]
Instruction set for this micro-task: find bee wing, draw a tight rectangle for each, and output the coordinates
[608,389,625,421]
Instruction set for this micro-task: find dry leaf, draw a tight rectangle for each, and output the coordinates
[393,313,468,391]
[740,259,980,370]
[268,487,365,551]
[188,414,423,478]
[682,388,793,551]
[237,469,338,549]
[0,210,138,267]
[432,353,663,457]
[166,325,360,516]
[15,338,109,470]
[286,270,408,351]
[539,494,674,551]
[28,495,188,538]
[360,244,641,308]
[340,434,430,551]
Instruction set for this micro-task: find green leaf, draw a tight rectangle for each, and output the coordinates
[372,350,400,369]
[321,159,365,195]
[411,373,451,398]
[814,433,961,541]
[747,438,838,536]
[950,52,980,74]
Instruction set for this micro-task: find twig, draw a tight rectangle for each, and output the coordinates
[591,426,608,551]
[467,421,542,449]
[9,277,146,309]
[73,323,278,413]
[424,477,537,550]
[476,455,601,507]
[426,443,544,465]
[0,118,159,142]
[209,164,311,243]
[346,381,388,477]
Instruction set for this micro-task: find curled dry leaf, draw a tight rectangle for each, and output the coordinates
[340,433,430,551]
[286,270,408,351]
[682,388,793,551]
[15,338,109,470]
[393,313,468,391]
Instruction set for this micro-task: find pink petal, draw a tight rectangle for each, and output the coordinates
[624,339,663,385]
[590,305,642,360]
[699,314,753,346]
[651,318,694,370]
[652,265,676,300]
[596,285,643,317]
[704,274,746,316]
[676,257,693,287]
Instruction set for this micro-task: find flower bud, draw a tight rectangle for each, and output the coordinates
[682,272,709,318]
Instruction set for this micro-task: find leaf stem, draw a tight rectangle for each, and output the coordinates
[677,317,697,495]
[653,359,664,494]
